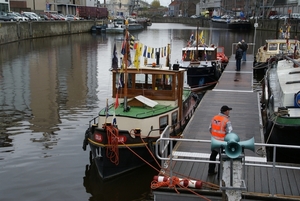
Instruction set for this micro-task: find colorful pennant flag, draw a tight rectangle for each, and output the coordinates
[112,43,118,69]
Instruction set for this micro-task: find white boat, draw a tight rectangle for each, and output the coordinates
[262,56,300,163]
[105,19,125,34]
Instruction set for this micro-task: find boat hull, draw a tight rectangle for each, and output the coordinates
[90,138,156,180]
[83,92,200,180]
[263,59,300,164]
[211,20,251,30]
[265,121,300,163]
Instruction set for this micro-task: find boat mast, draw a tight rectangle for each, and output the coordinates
[123,19,129,111]
[195,23,199,61]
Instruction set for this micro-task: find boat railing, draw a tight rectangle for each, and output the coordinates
[156,125,300,197]
[135,104,172,117]
[231,42,255,56]
[88,116,98,128]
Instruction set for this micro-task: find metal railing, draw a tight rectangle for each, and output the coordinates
[231,42,255,56]
[156,125,300,197]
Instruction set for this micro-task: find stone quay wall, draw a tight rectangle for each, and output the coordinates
[0,20,95,45]
[151,17,300,35]
[1,18,300,45]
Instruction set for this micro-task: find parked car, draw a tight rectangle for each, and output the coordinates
[190,15,200,19]
[0,11,16,21]
[23,12,41,21]
[279,15,289,20]
[66,14,79,21]
[7,12,28,21]
[57,14,67,20]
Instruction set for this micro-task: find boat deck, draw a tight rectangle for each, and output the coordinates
[152,54,300,200]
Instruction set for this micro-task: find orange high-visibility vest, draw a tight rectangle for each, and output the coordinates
[210,115,229,140]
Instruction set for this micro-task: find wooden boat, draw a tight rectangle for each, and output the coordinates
[82,29,200,180]
[262,56,300,163]
[254,39,300,69]
[179,42,226,90]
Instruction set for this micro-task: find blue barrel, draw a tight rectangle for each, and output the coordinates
[294,91,300,107]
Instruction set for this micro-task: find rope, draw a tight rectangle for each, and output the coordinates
[104,125,219,200]
[105,125,120,165]
[265,108,289,144]
[150,176,213,201]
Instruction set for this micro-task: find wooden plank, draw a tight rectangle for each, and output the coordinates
[254,166,262,193]
[260,166,269,194]
[287,170,300,195]
[274,168,284,195]
[280,168,292,195]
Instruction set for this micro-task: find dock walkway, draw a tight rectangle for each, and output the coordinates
[152,54,300,200]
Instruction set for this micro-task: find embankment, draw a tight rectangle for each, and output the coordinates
[0,20,96,45]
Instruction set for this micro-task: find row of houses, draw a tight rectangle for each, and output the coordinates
[166,0,300,18]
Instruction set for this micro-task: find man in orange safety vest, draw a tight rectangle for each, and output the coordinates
[208,105,233,175]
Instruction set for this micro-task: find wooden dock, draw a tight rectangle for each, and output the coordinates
[152,54,300,200]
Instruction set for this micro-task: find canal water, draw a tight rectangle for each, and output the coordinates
[0,23,282,200]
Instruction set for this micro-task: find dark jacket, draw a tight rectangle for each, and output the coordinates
[241,42,248,52]
[235,48,243,60]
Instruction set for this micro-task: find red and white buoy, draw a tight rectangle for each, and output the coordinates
[153,176,202,189]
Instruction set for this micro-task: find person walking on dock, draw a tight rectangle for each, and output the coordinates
[235,43,243,71]
[208,105,233,175]
[241,39,248,61]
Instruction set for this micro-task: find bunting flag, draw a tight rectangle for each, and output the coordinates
[112,43,118,69]
[151,48,154,59]
[121,31,131,66]
[143,45,147,57]
[130,34,135,50]
[147,47,151,58]
[115,92,119,109]
[121,39,126,55]
[198,31,204,44]
[134,42,142,69]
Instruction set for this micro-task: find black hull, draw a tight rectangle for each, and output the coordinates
[182,66,222,88]
[265,121,300,164]
[83,159,157,200]
[211,20,251,30]
[90,142,155,180]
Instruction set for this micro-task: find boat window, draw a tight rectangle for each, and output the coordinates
[135,73,152,89]
[269,43,278,51]
[279,43,287,51]
[128,73,133,88]
[171,111,178,125]
[155,74,172,90]
[159,115,168,133]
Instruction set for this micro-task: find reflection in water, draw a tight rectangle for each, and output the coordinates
[83,156,157,201]
[0,23,286,200]
[0,34,109,148]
